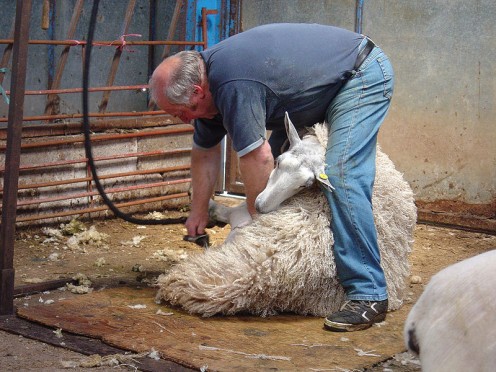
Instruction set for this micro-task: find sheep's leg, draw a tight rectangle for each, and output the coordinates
[229,203,252,229]
[208,199,231,224]
[208,200,252,241]
[208,200,251,229]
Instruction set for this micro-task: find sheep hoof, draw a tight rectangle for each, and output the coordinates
[206,219,227,228]
[183,234,210,248]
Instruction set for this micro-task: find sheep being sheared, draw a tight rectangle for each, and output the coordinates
[404,249,496,372]
[155,113,417,317]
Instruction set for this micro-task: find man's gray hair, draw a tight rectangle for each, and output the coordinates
[150,50,204,106]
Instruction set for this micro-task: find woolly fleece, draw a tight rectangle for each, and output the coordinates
[156,122,417,316]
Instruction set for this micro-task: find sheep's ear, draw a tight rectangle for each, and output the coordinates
[284,112,301,148]
[315,167,335,192]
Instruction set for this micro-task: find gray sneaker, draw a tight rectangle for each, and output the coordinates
[324,299,388,332]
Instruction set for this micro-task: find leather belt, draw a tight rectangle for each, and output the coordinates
[353,37,376,71]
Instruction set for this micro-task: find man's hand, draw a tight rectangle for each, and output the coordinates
[186,144,221,236]
[185,208,210,237]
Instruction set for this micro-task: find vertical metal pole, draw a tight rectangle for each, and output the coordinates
[201,7,209,49]
[0,0,32,315]
[98,0,137,113]
[45,0,84,116]
[47,0,55,88]
[355,0,365,34]
[148,0,156,79]
[160,0,184,59]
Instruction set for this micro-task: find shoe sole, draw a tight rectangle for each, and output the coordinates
[323,319,373,332]
[323,313,386,332]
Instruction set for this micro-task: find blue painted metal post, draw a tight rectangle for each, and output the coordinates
[355,0,365,34]
[185,0,222,50]
[223,0,241,39]
[47,0,55,87]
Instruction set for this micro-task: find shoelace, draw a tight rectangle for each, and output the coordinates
[340,300,362,313]
[340,300,376,313]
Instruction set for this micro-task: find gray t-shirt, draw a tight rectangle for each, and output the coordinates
[195,23,363,156]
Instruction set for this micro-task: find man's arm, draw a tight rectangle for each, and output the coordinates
[239,140,274,215]
[185,144,221,236]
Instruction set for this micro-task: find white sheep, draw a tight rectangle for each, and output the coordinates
[404,249,496,372]
[155,114,417,317]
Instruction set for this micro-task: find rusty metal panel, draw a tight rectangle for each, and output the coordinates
[0,1,215,226]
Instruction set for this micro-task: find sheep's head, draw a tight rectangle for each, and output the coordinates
[255,112,333,213]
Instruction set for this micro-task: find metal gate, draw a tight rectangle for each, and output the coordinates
[0,0,242,225]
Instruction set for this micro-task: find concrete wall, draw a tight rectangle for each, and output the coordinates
[242,0,496,231]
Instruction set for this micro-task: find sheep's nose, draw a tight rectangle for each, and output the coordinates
[254,198,262,213]
[255,195,269,214]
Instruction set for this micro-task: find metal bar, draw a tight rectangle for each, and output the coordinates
[11,164,191,191]
[223,0,241,39]
[148,0,156,85]
[98,0,137,113]
[15,192,189,223]
[201,7,208,50]
[10,84,149,95]
[45,0,84,116]
[42,0,50,30]
[0,148,191,173]
[46,0,56,89]
[0,127,194,151]
[0,39,204,46]
[84,0,95,216]
[14,178,191,208]
[201,8,218,50]
[0,110,175,123]
[0,116,183,140]
[0,0,32,316]
[147,0,157,112]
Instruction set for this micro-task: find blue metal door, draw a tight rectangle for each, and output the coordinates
[185,0,221,49]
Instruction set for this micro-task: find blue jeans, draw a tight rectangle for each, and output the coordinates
[323,39,394,301]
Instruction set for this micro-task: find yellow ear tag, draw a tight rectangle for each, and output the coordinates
[319,173,328,180]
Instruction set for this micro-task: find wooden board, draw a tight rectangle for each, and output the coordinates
[17,285,409,371]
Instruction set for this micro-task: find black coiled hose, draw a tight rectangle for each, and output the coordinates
[83,0,186,225]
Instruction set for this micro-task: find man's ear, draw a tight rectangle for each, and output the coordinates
[192,84,205,97]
